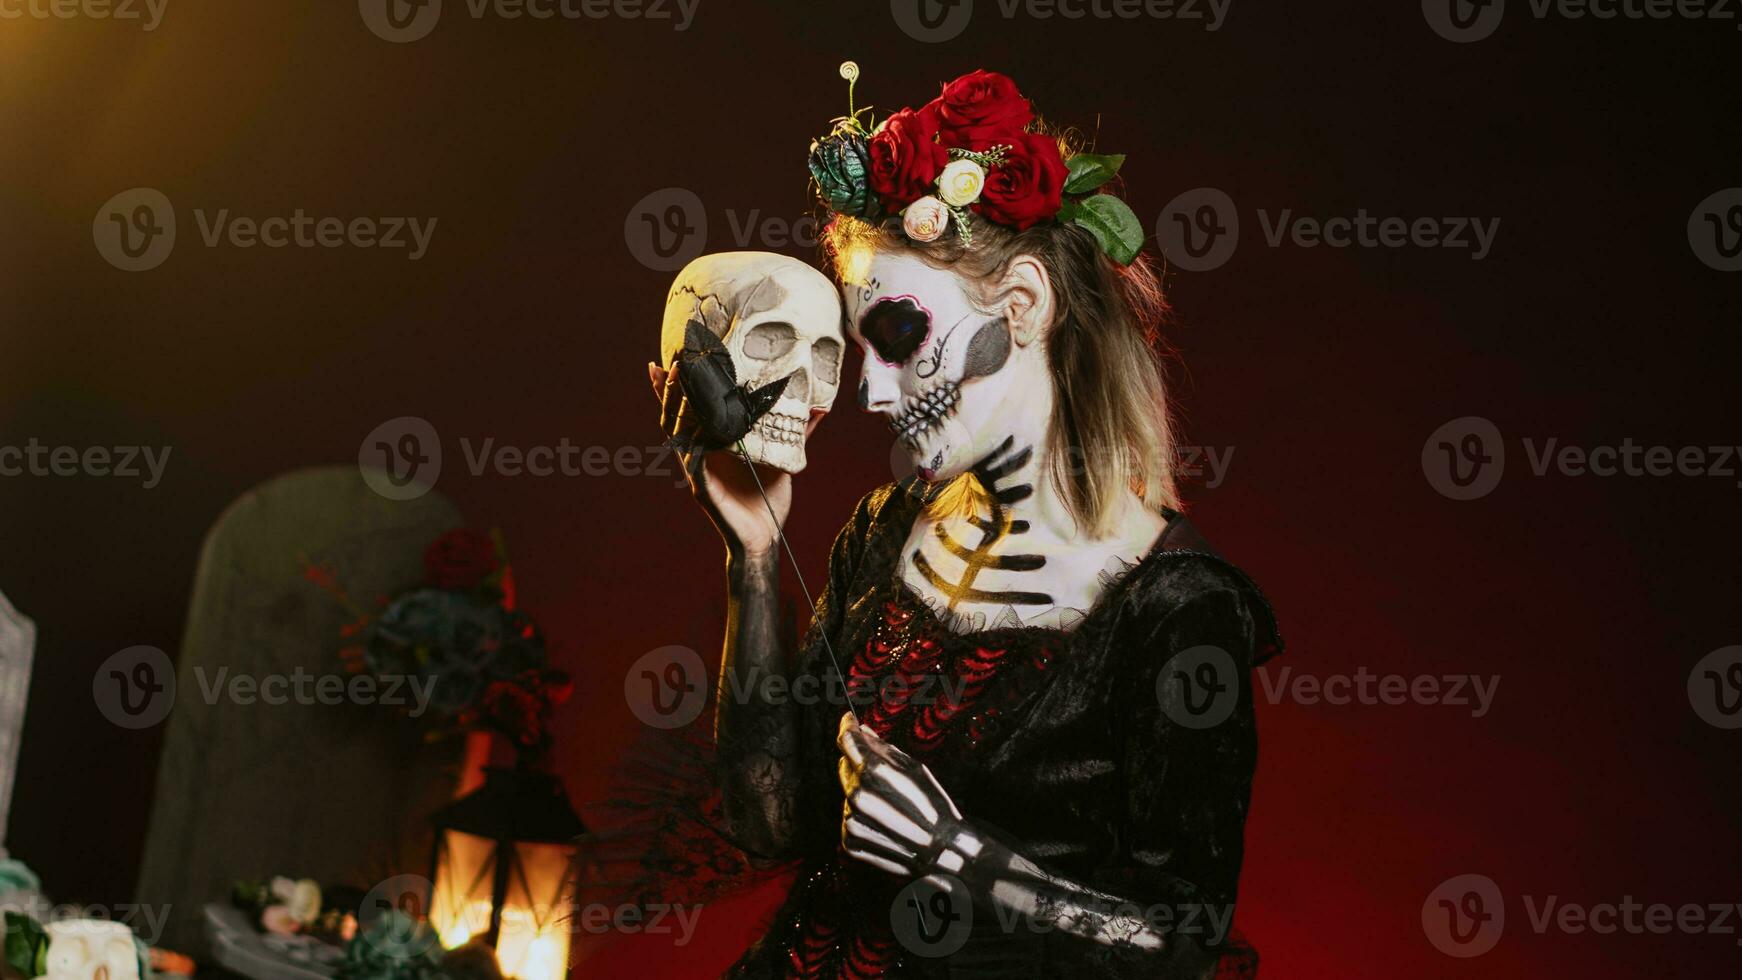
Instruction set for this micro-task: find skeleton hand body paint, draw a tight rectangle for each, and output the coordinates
[844,251,1164,632]
[837,715,1174,952]
[660,251,845,473]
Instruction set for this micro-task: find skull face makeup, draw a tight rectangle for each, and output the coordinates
[844,251,1049,484]
[660,252,845,473]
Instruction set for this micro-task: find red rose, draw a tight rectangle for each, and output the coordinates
[973,132,1068,230]
[867,104,948,209]
[423,528,499,591]
[935,70,1033,151]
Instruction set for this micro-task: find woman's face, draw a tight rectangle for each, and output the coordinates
[842,250,1039,483]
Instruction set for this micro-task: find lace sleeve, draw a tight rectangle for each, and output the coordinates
[717,484,900,862]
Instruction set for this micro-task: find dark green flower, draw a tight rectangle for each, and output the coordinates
[809,131,882,220]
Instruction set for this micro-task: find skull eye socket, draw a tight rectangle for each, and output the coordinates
[741,321,797,360]
[812,337,842,387]
[859,297,930,365]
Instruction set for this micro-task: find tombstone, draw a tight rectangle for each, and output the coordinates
[135,466,466,953]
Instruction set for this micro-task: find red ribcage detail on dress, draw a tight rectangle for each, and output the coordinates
[785,917,838,979]
[911,645,1006,753]
[841,931,896,979]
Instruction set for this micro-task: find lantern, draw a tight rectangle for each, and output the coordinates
[427,767,586,980]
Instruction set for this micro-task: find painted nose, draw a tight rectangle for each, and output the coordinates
[858,359,902,413]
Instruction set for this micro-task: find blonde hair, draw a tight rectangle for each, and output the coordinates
[823,204,1181,536]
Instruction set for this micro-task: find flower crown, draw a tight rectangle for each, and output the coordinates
[808,63,1144,265]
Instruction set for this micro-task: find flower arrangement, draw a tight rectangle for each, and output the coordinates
[304,529,572,767]
[229,877,358,942]
[808,63,1145,263]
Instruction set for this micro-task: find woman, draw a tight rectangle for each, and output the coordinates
[648,67,1280,979]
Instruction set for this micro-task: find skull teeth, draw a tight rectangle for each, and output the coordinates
[752,411,808,445]
[890,382,961,447]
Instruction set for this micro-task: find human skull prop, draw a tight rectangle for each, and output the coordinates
[42,920,140,980]
[660,252,844,473]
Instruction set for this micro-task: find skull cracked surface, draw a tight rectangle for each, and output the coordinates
[659,252,845,473]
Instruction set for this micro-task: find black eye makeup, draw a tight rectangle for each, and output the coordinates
[857,296,932,365]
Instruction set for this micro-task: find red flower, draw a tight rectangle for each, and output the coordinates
[422,528,499,591]
[935,70,1033,151]
[973,132,1068,230]
[867,104,948,210]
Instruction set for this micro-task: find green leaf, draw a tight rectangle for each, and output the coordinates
[1063,153,1125,195]
[1066,194,1145,265]
[5,911,47,979]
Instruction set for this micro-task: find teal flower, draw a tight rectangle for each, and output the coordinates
[809,131,882,220]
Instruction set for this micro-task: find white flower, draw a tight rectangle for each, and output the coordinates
[269,877,296,903]
[936,159,986,207]
[902,196,951,243]
[287,879,322,925]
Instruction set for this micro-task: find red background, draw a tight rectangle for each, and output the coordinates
[2,1,1739,976]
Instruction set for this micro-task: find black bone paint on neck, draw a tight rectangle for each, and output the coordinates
[911,436,1052,610]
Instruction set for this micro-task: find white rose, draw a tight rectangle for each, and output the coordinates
[936,159,986,207]
[902,196,951,243]
[287,879,322,925]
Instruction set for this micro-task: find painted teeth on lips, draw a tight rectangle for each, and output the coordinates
[890,382,960,446]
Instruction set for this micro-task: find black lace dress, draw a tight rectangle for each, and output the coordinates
[721,480,1283,979]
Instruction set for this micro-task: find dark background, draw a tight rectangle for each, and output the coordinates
[2,0,1739,976]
